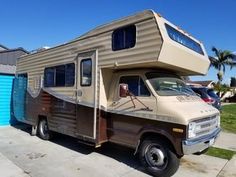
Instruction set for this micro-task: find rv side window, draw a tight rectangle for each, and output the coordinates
[112,25,136,51]
[44,67,55,87]
[56,65,65,86]
[44,63,75,87]
[65,63,75,86]
[119,76,150,96]
[81,59,92,86]
[165,23,204,55]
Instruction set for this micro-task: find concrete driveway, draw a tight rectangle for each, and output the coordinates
[0,125,228,177]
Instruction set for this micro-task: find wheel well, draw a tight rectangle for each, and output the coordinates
[139,132,177,155]
[38,115,47,124]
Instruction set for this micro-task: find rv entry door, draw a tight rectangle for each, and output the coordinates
[76,51,97,139]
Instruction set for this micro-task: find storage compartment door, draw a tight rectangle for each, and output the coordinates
[13,74,27,121]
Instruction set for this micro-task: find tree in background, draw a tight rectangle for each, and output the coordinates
[209,47,235,84]
[214,83,230,97]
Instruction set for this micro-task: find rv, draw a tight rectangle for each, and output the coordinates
[13,10,220,177]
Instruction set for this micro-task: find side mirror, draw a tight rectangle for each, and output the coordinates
[119,84,129,97]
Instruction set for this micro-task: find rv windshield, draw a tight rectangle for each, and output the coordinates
[146,72,195,96]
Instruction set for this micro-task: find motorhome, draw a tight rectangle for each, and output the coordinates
[13,10,220,177]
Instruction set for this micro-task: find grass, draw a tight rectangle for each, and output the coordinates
[206,147,236,160]
[221,104,236,134]
[205,104,236,160]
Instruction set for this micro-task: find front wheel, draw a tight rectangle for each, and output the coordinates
[139,138,180,177]
[38,119,52,140]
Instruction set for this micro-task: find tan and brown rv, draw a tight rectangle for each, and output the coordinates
[13,10,220,177]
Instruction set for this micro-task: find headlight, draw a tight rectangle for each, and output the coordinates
[188,122,196,138]
[188,122,201,138]
[216,114,220,128]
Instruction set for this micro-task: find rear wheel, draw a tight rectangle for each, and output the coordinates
[38,119,52,140]
[139,138,179,177]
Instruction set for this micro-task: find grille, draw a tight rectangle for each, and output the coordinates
[194,115,219,137]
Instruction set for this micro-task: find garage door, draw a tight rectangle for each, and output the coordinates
[0,75,14,126]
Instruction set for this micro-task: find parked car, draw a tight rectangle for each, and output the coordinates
[191,87,221,110]
[225,94,236,103]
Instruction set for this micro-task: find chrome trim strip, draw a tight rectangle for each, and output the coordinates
[93,50,98,139]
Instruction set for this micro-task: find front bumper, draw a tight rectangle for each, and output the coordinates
[182,128,221,155]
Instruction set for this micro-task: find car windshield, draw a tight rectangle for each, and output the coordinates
[146,72,195,96]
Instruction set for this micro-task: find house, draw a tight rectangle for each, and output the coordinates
[0,44,8,51]
[187,80,215,88]
[0,45,28,126]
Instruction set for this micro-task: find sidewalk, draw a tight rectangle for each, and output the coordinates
[213,131,236,177]
[218,155,236,177]
[0,152,29,177]
[214,131,236,151]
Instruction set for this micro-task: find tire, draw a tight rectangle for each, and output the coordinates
[38,119,52,140]
[139,138,180,177]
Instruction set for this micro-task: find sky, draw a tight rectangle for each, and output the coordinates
[1,0,235,83]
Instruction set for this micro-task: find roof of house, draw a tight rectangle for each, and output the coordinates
[0,47,29,66]
[0,44,8,51]
[187,80,215,87]
[0,47,28,54]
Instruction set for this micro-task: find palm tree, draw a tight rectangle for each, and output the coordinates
[209,47,236,84]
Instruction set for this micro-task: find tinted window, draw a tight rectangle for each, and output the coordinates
[56,65,65,86]
[81,59,92,86]
[119,76,150,96]
[44,63,75,87]
[44,67,55,87]
[207,89,219,99]
[191,88,204,98]
[165,24,204,55]
[139,78,150,96]
[65,63,75,86]
[191,87,215,99]
[112,25,136,51]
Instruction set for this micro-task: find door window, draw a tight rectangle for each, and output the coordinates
[119,76,150,96]
[81,59,92,86]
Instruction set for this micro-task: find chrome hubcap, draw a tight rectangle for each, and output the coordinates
[145,145,167,168]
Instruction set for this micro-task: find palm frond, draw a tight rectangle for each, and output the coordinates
[230,62,236,69]
[222,64,226,73]
[224,53,234,60]
[212,47,220,59]
[209,56,220,70]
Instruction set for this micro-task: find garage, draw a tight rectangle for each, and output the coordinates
[0,75,14,125]
[0,44,28,126]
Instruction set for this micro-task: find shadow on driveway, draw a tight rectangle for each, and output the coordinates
[12,123,147,176]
